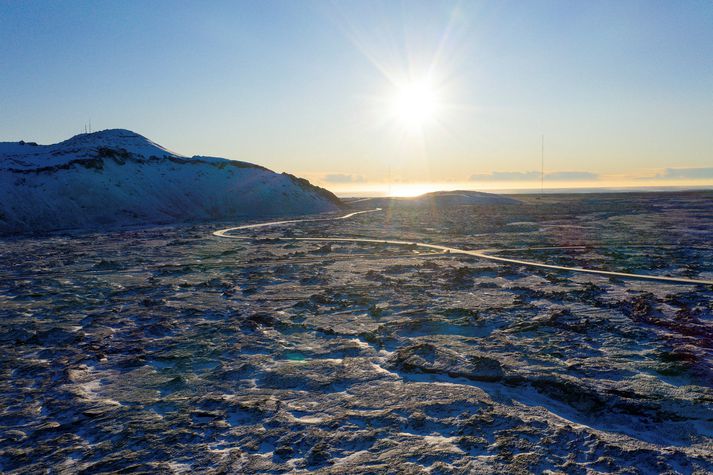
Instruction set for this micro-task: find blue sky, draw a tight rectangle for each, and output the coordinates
[1,0,711,193]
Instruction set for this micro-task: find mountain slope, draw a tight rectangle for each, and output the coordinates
[0,129,341,234]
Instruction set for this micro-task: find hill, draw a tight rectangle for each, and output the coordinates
[351,190,520,208]
[0,129,341,234]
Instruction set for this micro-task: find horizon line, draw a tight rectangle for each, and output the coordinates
[330,183,713,198]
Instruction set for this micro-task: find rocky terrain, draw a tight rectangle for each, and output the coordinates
[0,191,712,473]
[0,129,341,234]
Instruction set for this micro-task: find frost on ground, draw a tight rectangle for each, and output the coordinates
[0,191,712,474]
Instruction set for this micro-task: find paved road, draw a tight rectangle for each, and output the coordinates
[213,209,713,286]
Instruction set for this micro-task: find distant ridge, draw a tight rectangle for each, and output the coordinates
[354,190,520,207]
[0,129,341,234]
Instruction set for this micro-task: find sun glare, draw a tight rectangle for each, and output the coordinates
[391,80,439,131]
[388,183,441,197]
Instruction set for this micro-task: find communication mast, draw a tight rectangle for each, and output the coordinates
[541,135,544,196]
[388,165,392,197]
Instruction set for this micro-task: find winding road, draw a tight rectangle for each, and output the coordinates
[213,208,713,286]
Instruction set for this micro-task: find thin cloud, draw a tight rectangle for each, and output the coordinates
[469,171,540,181]
[657,167,713,180]
[470,171,599,182]
[323,173,366,183]
[545,171,599,181]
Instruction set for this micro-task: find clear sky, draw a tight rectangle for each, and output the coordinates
[1,0,712,195]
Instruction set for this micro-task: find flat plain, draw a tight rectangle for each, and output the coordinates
[1,191,712,474]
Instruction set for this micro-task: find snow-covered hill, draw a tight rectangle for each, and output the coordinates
[0,129,342,234]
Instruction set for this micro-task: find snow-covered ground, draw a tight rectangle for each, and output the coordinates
[0,191,711,473]
[0,129,341,234]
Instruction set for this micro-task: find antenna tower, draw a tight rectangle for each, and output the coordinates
[388,165,392,197]
[541,135,544,196]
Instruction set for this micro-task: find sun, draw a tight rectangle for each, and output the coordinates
[391,80,439,131]
[388,183,440,197]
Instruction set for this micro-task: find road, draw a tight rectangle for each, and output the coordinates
[213,209,713,286]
